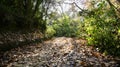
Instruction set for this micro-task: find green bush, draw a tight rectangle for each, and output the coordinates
[46,14,86,38]
[52,15,79,37]
[84,1,120,56]
[45,26,56,38]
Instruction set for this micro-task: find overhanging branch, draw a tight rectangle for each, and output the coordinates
[106,0,120,12]
[73,2,88,14]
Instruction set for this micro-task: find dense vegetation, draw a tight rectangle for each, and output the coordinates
[0,0,49,32]
[85,1,120,55]
[0,0,120,56]
[45,0,120,56]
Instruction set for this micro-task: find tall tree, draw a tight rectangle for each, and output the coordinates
[0,0,52,33]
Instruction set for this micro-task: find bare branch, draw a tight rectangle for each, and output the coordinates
[106,0,120,12]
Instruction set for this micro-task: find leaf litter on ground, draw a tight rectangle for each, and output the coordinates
[0,37,120,67]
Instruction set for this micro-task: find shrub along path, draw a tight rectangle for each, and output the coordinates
[0,37,120,67]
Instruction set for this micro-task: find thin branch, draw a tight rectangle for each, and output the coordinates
[106,0,120,12]
[73,2,88,13]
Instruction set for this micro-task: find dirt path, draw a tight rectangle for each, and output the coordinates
[0,37,120,67]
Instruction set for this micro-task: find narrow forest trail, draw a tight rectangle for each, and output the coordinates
[0,37,120,67]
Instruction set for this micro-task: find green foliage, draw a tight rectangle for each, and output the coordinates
[51,15,79,37]
[84,1,120,56]
[0,0,47,33]
[45,26,56,38]
[76,19,86,38]
[46,14,86,39]
[1,0,120,56]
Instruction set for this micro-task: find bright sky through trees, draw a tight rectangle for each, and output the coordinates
[49,0,87,16]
